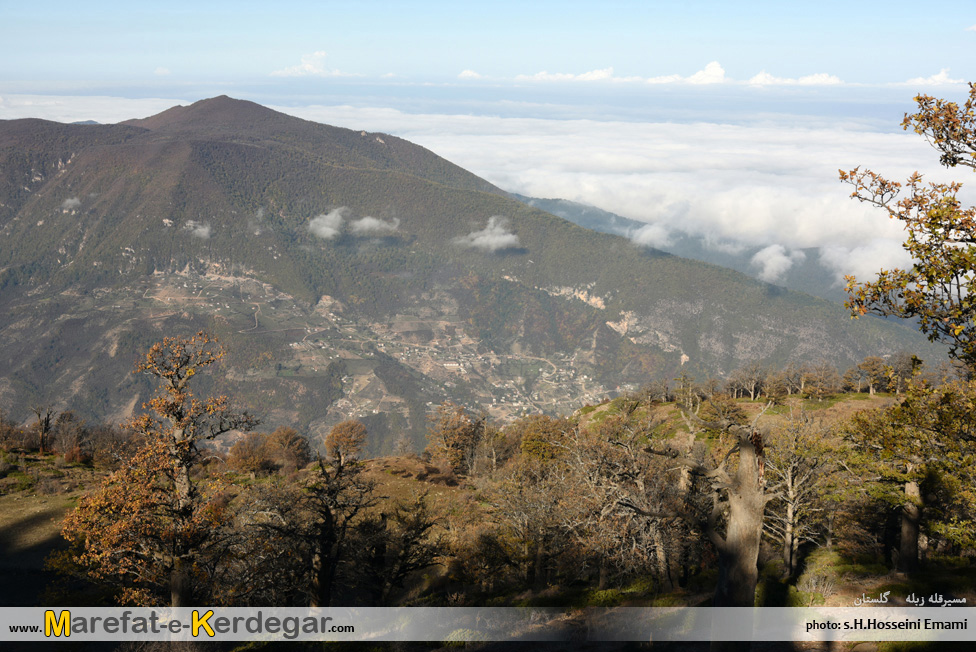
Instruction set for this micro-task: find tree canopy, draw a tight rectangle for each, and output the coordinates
[841,83,976,369]
[61,332,258,606]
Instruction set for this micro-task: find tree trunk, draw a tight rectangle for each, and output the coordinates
[533,538,546,589]
[311,546,337,607]
[170,557,191,607]
[711,495,761,652]
[169,427,194,607]
[654,525,674,591]
[897,479,921,574]
[782,502,796,578]
[598,559,610,590]
[374,514,390,605]
[311,525,339,607]
[522,537,535,586]
[710,431,765,652]
[714,493,762,608]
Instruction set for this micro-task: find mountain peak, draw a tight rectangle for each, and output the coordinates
[121,95,293,133]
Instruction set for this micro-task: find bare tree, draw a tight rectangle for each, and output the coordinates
[763,407,840,577]
[360,491,441,605]
[30,405,56,454]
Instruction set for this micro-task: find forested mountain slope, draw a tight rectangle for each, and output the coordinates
[0,96,942,452]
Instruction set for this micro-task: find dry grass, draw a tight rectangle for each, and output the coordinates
[0,490,80,606]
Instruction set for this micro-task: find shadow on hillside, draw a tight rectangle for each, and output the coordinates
[0,500,71,606]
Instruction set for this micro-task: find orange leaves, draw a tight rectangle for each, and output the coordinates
[325,420,367,464]
[841,86,976,367]
[135,332,224,393]
[61,332,258,605]
[901,83,976,171]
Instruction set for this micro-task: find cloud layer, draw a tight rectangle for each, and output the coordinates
[272,52,356,78]
[512,62,727,85]
[4,89,972,287]
[284,101,970,282]
[904,69,964,86]
[748,71,842,86]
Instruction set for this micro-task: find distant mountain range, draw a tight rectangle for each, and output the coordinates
[0,96,942,453]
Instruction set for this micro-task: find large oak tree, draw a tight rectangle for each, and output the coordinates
[62,332,257,606]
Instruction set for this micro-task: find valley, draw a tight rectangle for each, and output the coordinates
[50,266,629,452]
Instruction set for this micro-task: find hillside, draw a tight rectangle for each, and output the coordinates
[0,96,944,453]
[6,392,975,624]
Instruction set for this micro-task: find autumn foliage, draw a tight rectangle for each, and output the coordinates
[61,332,257,606]
[841,83,976,369]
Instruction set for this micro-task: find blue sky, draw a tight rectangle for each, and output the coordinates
[2,1,976,284]
[3,1,974,87]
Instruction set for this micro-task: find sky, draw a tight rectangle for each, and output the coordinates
[2,1,976,285]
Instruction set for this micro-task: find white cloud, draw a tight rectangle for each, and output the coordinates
[967,24,976,31]
[645,74,683,85]
[309,208,347,240]
[818,240,914,284]
[750,245,806,282]
[458,70,482,79]
[271,51,356,78]
[184,220,211,239]
[454,216,521,252]
[748,71,843,86]
[248,207,266,236]
[514,63,722,85]
[903,68,965,85]
[154,67,171,76]
[349,216,400,236]
[702,237,749,255]
[630,222,672,249]
[686,61,726,85]
[61,197,81,210]
[516,67,617,82]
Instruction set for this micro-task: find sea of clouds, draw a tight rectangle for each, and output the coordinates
[5,86,972,285]
[285,99,966,284]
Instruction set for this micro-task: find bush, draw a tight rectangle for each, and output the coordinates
[227,432,276,475]
[228,428,314,475]
[586,588,623,607]
[63,446,92,466]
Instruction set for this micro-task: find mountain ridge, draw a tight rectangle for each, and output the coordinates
[0,96,945,452]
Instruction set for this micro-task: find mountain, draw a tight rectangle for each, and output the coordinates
[0,96,944,453]
[514,194,847,302]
